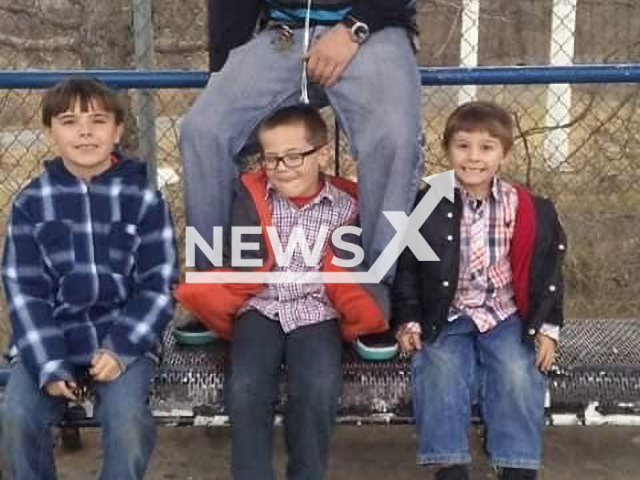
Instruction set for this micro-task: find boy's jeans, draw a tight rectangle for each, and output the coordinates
[229,310,342,480]
[180,25,423,273]
[411,315,546,470]
[1,358,157,480]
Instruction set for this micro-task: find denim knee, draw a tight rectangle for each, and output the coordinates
[229,369,278,415]
[180,106,223,145]
[2,386,57,437]
[288,376,341,413]
[97,398,153,431]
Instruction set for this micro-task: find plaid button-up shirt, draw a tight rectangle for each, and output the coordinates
[242,179,357,333]
[449,178,519,332]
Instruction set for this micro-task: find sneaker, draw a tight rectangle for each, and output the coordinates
[435,465,469,480]
[353,331,398,361]
[500,468,537,480]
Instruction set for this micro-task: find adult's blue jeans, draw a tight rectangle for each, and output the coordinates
[1,358,157,480]
[411,315,546,470]
[180,25,424,274]
[229,310,342,480]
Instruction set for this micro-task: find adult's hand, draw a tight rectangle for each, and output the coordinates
[305,24,359,87]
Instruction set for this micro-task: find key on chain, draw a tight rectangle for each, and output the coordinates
[272,25,295,52]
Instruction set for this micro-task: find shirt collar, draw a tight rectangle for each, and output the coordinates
[455,176,503,206]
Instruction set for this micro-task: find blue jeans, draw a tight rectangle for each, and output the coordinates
[229,310,342,480]
[411,316,546,470]
[1,358,157,480]
[180,26,423,273]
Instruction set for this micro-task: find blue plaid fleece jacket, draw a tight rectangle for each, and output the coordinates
[1,155,178,388]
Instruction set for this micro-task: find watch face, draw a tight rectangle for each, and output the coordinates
[352,22,369,43]
[354,25,368,40]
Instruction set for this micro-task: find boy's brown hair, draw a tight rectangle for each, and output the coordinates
[42,77,126,127]
[442,101,514,153]
[258,105,328,148]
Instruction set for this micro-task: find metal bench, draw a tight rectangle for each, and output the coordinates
[148,317,640,426]
[1,317,639,455]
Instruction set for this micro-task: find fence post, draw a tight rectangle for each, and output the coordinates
[132,0,157,187]
[545,0,577,169]
[458,0,480,104]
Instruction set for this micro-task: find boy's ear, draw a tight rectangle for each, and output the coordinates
[318,144,331,169]
[115,123,124,144]
[502,147,512,164]
[497,147,511,173]
[43,127,58,152]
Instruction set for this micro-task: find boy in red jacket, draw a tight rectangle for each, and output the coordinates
[177,105,389,480]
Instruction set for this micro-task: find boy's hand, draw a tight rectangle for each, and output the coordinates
[90,351,123,382]
[396,323,422,354]
[305,24,359,87]
[535,333,556,372]
[45,380,78,401]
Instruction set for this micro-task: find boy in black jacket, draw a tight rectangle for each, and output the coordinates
[394,101,567,480]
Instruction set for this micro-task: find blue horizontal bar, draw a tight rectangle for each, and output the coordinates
[0,70,210,89]
[0,65,639,90]
[420,64,640,86]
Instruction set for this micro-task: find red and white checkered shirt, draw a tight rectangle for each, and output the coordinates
[242,179,358,333]
[450,178,519,332]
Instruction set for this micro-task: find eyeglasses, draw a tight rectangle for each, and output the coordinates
[261,144,324,170]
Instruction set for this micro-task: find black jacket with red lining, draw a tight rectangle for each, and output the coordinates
[393,183,567,343]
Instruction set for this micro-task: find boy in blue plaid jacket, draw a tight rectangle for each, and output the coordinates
[1,78,178,480]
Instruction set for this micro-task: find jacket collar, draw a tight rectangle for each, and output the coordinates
[44,152,147,185]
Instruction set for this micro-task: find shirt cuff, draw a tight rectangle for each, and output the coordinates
[39,359,73,389]
[539,323,560,342]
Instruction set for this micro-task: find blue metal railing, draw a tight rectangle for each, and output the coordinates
[0,64,640,89]
[1,63,640,384]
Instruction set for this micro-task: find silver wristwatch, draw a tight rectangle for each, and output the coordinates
[342,15,370,44]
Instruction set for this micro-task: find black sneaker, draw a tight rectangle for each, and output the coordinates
[500,468,537,480]
[435,465,469,480]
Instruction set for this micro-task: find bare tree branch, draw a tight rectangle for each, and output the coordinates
[566,88,639,163]
[515,93,597,139]
[417,0,462,12]
[0,32,77,53]
[431,5,461,60]
[513,112,533,188]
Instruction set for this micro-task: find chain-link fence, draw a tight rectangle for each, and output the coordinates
[1,0,640,349]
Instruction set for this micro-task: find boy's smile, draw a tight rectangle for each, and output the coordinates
[448,130,508,199]
[46,98,123,181]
